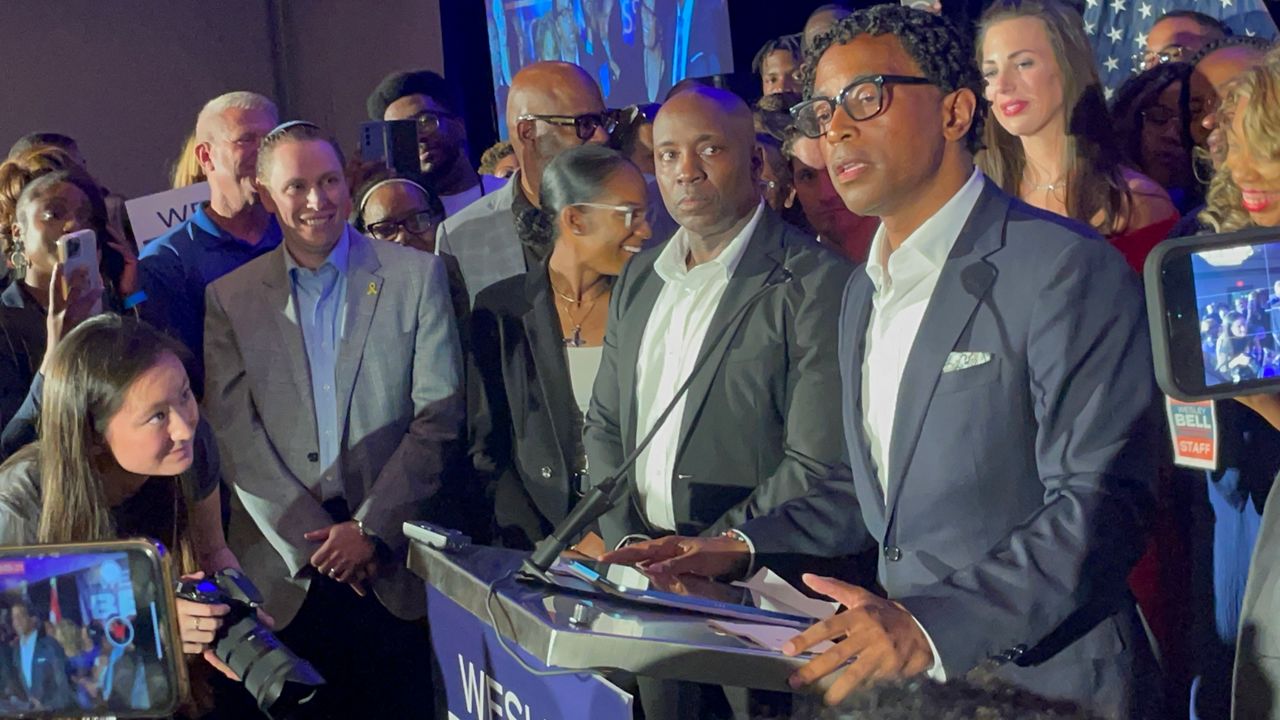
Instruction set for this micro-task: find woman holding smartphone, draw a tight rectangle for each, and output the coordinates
[0,147,139,438]
[0,315,244,682]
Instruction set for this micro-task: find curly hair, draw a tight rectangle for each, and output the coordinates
[816,677,1099,720]
[366,69,458,120]
[800,4,986,154]
[478,141,514,176]
[1200,49,1280,232]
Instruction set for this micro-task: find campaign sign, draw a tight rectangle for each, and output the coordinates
[427,585,632,720]
[1165,397,1218,470]
[124,183,210,244]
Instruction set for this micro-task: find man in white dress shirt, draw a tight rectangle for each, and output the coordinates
[585,86,856,719]
[606,7,1161,717]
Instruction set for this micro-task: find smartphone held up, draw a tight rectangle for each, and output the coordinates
[1146,227,1280,401]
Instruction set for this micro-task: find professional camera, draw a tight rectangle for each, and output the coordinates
[176,568,325,719]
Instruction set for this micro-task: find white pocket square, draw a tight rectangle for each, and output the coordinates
[943,351,993,373]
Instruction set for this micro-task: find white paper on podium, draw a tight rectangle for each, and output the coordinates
[731,568,839,620]
[707,619,834,655]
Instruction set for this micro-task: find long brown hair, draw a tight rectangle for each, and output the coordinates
[1200,49,1280,232]
[977,0,1133,234]
[31,315,194,567]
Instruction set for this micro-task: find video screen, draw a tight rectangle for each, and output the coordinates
[485,0,735,138]
[0,550,174,716]
[1192,240,1280,388]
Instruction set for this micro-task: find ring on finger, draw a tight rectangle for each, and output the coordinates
[329,567,339,578]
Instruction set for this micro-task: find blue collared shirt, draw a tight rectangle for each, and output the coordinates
[284,228,350,497]
[139,204,283,383]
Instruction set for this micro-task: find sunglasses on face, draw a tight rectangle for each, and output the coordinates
[408,111,456,135]
[1133,44,1188,72]
[518,112,618,140]
[790,74,934,138]
[365,210,441,241]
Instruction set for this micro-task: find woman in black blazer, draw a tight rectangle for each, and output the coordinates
[469,145,651,549]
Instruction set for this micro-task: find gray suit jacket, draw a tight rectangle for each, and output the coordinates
[437,169,677,304]
[742,180,1161,718]
[203,228,463,626]
[584,205,859,546]
[1235,477,1280,719]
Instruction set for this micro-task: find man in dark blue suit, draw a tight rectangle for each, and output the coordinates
[5,601,72,712]
[604,6,1160,717]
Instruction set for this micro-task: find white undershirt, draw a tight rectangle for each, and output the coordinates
[633,203,764,531]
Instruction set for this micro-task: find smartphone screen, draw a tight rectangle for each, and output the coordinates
[0,542,181,718]
[1151,228,1280,399]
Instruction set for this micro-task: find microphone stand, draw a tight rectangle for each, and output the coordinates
[519,263,794,584]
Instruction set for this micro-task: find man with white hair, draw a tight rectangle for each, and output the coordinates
[139,91,280,388]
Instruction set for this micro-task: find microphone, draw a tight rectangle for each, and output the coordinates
[519,260,794,583]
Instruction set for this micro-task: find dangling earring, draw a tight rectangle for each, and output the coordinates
[7,250,27,281]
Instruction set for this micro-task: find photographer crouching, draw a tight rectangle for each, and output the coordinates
[0,313,255,715]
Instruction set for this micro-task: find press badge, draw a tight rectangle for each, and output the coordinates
[1165,396,1218,470]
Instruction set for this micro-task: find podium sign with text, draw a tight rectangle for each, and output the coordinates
[427,585,632,720]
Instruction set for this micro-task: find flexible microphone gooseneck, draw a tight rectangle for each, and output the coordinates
[519,261,794,583]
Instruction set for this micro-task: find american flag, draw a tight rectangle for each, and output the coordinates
[1084,0,1278,100]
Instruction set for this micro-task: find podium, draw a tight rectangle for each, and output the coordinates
[409,539,810,720]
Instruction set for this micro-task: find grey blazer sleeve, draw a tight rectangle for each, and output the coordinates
[202,284,335,577]
[896,239,1157,677]
[352,255,463,550]
[704,256,857,537]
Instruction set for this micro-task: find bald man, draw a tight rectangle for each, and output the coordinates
[436,61,674,302]
[583,87,858,717]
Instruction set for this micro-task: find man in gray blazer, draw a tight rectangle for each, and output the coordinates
[608,8,1161,718]
[437,60,675,303]
[587,86,857,719]
[203,121,462,717]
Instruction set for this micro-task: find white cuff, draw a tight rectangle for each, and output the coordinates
[912,615,946,681]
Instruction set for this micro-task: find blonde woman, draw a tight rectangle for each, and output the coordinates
[169,131,206,189]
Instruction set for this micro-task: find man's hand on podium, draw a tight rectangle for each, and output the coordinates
[598,534,749,579]
[782,574,934,706]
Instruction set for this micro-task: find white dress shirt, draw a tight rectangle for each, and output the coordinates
[633,203,765,531]
[861,168,985,679]
[862,168,985,498]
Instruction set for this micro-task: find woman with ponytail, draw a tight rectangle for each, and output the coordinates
[468,144,651,549]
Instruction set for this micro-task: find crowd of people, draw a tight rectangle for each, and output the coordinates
[0,1,1279,719]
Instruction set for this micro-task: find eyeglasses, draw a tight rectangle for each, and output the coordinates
[518,112,617,140]
[365,211,441,241]
[790,74,934,138]
[571,203,643,229]
[1132,44,1188,72]
[408,111,456,135]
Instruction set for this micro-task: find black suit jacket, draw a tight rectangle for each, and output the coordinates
[584,205,863,546]
[468,264,586,548]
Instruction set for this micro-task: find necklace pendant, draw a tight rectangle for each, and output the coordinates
[564,326,583,348]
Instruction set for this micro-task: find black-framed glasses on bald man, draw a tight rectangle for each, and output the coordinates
[790,74,934,138]
[518,112,618,140]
